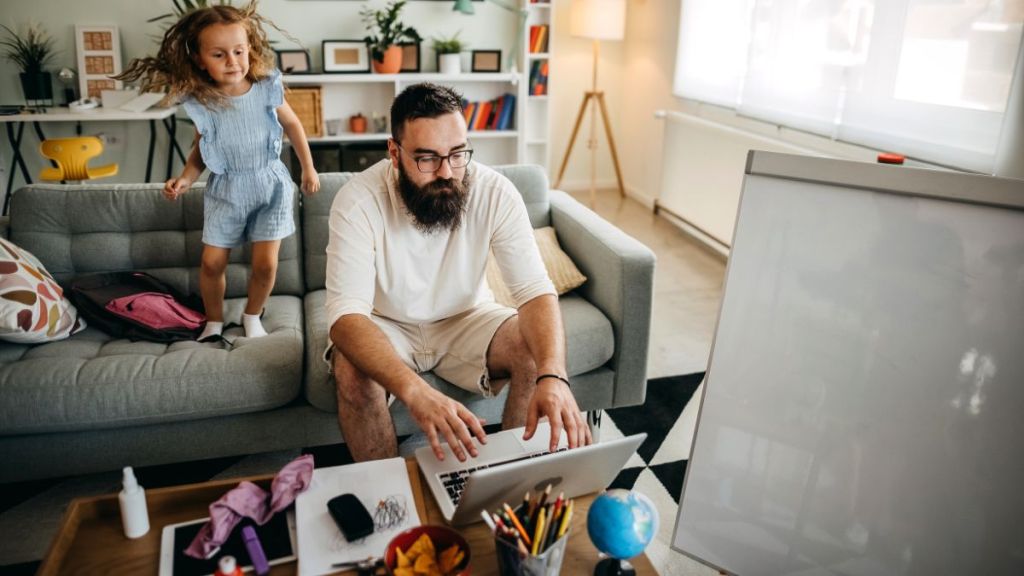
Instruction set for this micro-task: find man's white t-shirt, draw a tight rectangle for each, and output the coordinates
[325,160,555,329]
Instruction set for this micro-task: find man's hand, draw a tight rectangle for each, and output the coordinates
[405,384,487,462]
[523,378,592,452]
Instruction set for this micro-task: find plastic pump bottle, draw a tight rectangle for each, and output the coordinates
[119,466,150,538]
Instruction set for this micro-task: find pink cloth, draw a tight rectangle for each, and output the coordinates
[105,291,205,330]
[184,454,314,559]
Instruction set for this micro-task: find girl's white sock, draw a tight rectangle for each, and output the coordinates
[198,321,224,341]
[243,313,268,338]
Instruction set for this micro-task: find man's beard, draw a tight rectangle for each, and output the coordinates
[396,163,472,234]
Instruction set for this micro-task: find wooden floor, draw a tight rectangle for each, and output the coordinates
[566,188,727,379]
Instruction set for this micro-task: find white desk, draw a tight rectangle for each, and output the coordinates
[0,106,187,214]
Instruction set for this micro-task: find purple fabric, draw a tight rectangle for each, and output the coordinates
[105,291,205,330]
[184,454,314,559]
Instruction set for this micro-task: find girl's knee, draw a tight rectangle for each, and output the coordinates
[200,255,227,276]
[251,257,278,281]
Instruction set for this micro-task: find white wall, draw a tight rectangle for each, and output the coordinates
[0,0,517,186]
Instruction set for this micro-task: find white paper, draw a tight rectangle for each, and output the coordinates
[119,92,165,112]
[296,458,419,576]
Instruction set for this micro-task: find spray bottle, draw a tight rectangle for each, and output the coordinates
[119,466,150,538]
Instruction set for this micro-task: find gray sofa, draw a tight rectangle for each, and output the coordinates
[0,165,655,483]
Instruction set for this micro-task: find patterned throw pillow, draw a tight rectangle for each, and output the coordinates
[486,227,588,307]
[0,237,86,343]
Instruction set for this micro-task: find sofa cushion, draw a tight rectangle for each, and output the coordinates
[486,227,587,307]
[0,237,86,343]
[303,290,614,413]
[0,294,304,435]
[8,184,303,298]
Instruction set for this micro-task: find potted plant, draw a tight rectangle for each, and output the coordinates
[361,0,421,74]
[432,31,466,75]
[0,22,57,105]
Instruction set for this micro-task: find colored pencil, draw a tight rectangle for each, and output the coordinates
[557,500,573,538]
[503,502,532,547]
[531,506,546,555]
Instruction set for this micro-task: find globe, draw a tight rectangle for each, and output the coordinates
[587,489,659,560]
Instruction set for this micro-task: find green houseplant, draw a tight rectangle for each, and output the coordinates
[361,0,421,74]
[432,31,466,75]
[0,21,57,105]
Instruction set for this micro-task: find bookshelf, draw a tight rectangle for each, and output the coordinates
[523,0,553,171]
[282,72,522,168]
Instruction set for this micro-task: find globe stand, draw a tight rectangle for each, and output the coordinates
[594,557,636,576]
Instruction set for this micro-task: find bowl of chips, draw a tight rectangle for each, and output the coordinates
[385,525,471,576]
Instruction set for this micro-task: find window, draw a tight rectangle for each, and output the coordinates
[674,0,1024,173]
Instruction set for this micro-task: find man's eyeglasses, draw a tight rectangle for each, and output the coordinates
[396,143,474,173]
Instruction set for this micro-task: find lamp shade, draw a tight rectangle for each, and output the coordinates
[569,0,626,41]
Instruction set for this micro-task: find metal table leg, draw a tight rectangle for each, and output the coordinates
[4,122,32,215]
[163,116,187,181]
[146,119,156,182]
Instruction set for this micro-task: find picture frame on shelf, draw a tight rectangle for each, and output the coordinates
[470,50,501,73]
[322,40,370,73]
[398,42,421,73]
[276,49,311,74]
[74,24,123,99]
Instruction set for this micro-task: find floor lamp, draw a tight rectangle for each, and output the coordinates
[555,0,626,200]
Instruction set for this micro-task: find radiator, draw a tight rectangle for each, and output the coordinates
[656,111,822,251]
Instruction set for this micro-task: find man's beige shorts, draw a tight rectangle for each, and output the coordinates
[325,302,517,397]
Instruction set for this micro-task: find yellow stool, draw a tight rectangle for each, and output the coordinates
[39,137,119,182]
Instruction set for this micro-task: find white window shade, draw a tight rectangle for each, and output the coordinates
[674,0,1024,173]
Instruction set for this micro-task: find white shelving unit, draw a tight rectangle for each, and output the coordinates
[522,0,553,171]
[282,72,523,167]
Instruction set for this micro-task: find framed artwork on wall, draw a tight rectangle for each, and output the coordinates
[322,40,370,73]
[74,25,123,99]
[471,50,501,73]
[276,49,311,74]
[398,42,421,73]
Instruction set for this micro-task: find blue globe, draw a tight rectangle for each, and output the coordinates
[587,489,659,560]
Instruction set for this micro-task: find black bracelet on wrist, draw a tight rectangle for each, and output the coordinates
[536,374,571,388]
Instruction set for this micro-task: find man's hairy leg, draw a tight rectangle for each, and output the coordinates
[486,316,537,429]
[333,348,398,461]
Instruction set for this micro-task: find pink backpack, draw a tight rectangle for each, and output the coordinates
[105,292,205,331]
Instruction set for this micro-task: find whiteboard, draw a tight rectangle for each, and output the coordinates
[673,152,1024,575]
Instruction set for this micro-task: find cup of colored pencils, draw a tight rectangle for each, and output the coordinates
[482,485,573,576]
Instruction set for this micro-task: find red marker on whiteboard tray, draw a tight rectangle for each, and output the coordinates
[877,153,905,165]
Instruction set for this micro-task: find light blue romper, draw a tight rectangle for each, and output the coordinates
[183,69,295,248]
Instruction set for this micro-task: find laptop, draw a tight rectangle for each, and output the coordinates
[416,421,646,526]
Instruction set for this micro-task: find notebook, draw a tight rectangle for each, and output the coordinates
[416,421,645,526]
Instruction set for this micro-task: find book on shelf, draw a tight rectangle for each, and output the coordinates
[529,25,549,53]
[461,93,516,131]
[529,60,549,96]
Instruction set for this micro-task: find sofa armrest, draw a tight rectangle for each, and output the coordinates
[549,190,655,408]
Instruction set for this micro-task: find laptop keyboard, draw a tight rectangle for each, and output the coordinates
[439,447,569,506]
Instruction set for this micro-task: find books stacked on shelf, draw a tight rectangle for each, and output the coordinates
[462,93,517,131]
[529,25,549,53]
[529,60,549,96]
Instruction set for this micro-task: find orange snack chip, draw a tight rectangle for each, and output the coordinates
[393,534,465,576]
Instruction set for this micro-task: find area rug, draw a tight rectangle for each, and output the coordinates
[0,372,711,575]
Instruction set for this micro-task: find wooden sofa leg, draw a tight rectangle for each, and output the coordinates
[587,410,602,442]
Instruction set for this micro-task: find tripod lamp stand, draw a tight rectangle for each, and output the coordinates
[555,0,626,199]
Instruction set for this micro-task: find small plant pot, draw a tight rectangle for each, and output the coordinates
[438,53,462,75]
[372,45,403,74]
[20,72,54,105]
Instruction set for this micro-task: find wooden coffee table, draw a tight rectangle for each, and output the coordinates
[37,459,656,575]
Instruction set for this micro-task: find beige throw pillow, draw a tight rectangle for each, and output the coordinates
[486,227,587,307]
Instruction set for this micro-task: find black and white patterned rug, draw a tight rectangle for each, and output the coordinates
[0,373,707,576]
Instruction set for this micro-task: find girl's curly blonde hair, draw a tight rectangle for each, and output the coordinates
[117,2,279,107]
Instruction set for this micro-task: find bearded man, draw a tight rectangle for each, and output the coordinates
[325,83,591,463]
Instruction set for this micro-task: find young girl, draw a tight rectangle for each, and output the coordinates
[118,2,319,340]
